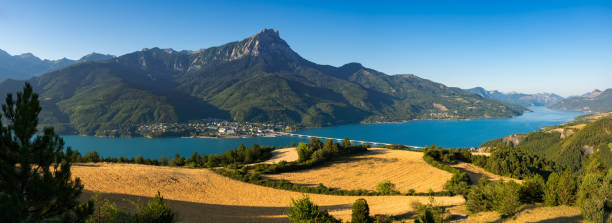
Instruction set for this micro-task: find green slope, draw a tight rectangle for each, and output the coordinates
[0,29,525,136]
[481,114,612,171]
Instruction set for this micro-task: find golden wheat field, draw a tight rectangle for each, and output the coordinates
[450,162,522,184]
[72,163,464,222]
[263,148,452,193]
[261,147,298,164]
[463,205,585,222]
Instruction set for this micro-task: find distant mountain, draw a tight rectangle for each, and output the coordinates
[548,89,612,113]
[465,87,564,107]
[0,49,114,80]
[0,29,525,136]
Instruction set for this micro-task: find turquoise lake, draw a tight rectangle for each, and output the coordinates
[63,107,583,159]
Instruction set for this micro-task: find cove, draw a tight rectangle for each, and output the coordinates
[63,107,583,159]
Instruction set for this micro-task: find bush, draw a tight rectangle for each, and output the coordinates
[297,142,313,162]
[351,198,372,223]
[86,192,176,223]
[84,151,101,163]
[411,201,447,223]
[444,172,471,196]
[519,174,545,203]
[136,192,176,223]
[286,196,340,223]
[466,179,521,217]
[376,181,398,195]
[494,181,521,217]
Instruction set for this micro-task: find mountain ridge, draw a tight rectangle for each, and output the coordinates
[548,89,612,113]
[0,29,526,136]
[0,50,115,81]
[464,87,564,107]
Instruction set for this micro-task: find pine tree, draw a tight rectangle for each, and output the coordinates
[0,83,93,222]
[351,198,372,223]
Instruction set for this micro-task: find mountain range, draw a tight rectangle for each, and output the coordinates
[0,29,525,136]
[549,89,612,113]
[464,87,564,107]
[0,49,115,80]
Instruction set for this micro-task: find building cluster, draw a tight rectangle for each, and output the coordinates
[136,119,294,138]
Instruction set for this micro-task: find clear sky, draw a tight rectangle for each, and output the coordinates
[1,0,610,97]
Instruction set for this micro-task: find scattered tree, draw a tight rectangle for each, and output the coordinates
[351,198,372,223]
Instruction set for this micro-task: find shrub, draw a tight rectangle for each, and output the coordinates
[519,174,545,203]
[351,198,372,223]
[297,142,313,162]
[494,181,521,217]
[411,201,447,223]
[466,178,521,217]
[376,181,398,195]
[286,196,340,223]
[84,151,102,163]
[444,172,471,196]
[136,192,176,223]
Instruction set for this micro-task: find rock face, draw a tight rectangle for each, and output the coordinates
[465,87,564,107]
[0,29,525,136]
[549,89,612,113]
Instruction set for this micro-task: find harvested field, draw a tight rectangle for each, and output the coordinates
[261,147,298,164]
[263,148,452,193]
[450,162,522,184]
[464,205,584,222]
[72,163,464,222]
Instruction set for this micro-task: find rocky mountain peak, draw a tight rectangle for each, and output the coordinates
[229,28,297,60]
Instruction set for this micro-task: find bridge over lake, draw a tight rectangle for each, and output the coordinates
[277,132,424,149]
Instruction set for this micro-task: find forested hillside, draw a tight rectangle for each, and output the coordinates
[481,113,612,171]
[0,29,525,136]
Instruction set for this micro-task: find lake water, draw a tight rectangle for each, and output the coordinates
[63,107,583,159]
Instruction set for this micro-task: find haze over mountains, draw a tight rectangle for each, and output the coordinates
[464,87,564,107]
[0,29,526,136]
[0,49,115,80]
[549,89,612,113]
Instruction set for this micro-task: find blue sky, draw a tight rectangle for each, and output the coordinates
[1,0,610,97]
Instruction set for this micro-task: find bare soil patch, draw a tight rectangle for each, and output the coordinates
[72,163,464,222]
[263,148,453,193]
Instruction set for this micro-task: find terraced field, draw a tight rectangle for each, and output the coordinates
[263,148,453,193]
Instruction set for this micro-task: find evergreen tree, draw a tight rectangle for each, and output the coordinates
[351,198,372,223]
[544,172,560,206]
[577,153,609,223]
[0,83,93,222]
[557,169,577,205]
[343,137,351,148]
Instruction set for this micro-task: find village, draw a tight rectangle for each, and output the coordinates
[135,119,297,138]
